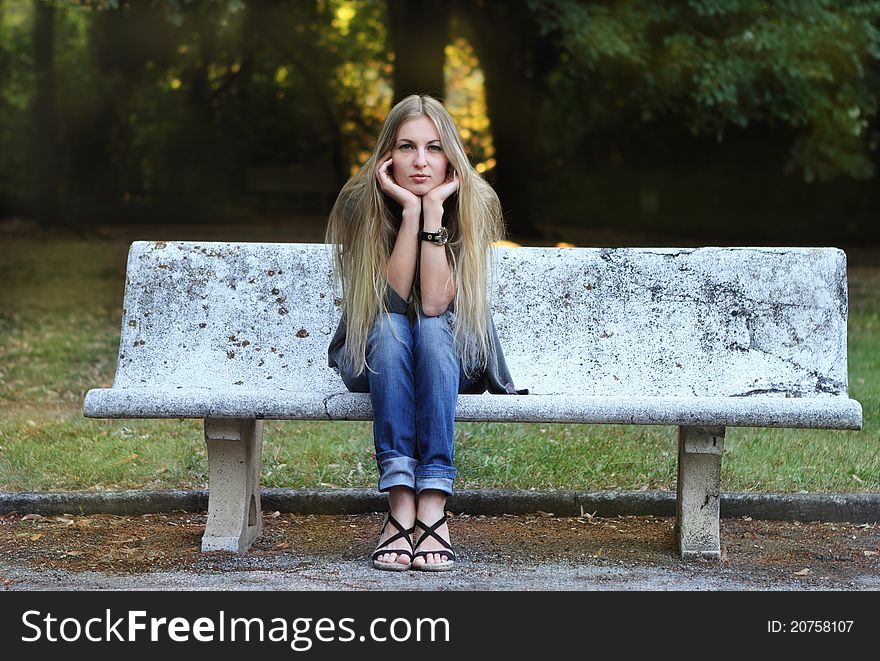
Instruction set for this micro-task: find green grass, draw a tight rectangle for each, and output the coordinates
[0,225,877,493]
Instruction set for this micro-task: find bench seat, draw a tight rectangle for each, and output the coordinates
[85,389,862,429]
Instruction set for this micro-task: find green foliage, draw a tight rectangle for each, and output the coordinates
[0,1,34,208]
[0,0,393,220]
[2,1,879,222]
[528,0,880,181]
[314,0,394,171]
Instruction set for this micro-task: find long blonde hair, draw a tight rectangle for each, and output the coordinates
[325,94,505,378]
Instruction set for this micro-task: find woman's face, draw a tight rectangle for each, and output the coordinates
[390,115,449,196]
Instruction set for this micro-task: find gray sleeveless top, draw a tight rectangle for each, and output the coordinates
[327,286,528,395]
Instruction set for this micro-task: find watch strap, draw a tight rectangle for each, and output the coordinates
[419,228,448,244]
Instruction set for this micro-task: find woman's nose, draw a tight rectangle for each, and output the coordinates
[414,149,427,167]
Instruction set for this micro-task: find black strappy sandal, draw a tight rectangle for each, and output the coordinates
[372,513,415,571]
[412,514,456,571]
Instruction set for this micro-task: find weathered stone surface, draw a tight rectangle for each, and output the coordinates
[84,242,862,429]
[82,389,862,428]
[201,418,263,553]
[676,425,725,560]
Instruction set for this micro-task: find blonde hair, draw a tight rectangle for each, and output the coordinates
[325,94,505,378]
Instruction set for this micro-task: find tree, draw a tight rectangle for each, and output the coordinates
[32,0,59,225]
[385,1,556,238]
[528,0,880,183]
[387,0,449,101]
[454,0,880,237]
[454,1,558,239]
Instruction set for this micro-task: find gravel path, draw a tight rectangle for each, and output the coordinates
[1,511,877,591]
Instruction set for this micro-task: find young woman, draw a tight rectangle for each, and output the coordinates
[325,94,527,572]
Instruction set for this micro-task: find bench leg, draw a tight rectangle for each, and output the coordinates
[675,425,725,561]
[202,418,264,553]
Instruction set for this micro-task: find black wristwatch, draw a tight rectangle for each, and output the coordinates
[419,227,449,245]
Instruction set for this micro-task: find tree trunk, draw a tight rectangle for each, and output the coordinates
[454,1,553,240]
[387,0,450,102]
[32,0,59,226]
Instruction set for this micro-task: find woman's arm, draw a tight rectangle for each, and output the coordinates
[377,155,421,301]
[420,200,456,316]
[386,207,420,301]
[420,170,459,316]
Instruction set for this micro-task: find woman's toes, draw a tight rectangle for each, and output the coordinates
[378,550,410,565]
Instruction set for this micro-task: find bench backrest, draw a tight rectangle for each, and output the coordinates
[113,242,850,399]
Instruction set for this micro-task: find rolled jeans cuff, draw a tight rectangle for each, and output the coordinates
[377,454,418,492]
[415,465,457,497]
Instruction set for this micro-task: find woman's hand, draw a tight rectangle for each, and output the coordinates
[423,167,459,211]
[376,155,421,212]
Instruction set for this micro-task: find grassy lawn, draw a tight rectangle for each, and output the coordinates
[0,219,877,494]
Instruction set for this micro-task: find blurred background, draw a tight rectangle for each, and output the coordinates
[0,1,877,496]
[0,0,879,244]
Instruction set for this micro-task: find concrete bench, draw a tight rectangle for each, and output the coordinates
[83,242,863,559]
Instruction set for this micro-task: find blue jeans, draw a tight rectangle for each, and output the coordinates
[338,310,479,496]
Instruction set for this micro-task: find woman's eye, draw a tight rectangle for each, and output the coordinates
[428,145,443,152]
[397,144,413,150]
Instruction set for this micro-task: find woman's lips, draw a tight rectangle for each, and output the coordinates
[410,175,430,182]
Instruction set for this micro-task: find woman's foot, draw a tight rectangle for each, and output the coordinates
[411,490,455,570]
[373,487,416,569]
